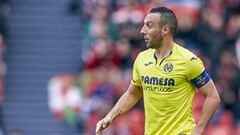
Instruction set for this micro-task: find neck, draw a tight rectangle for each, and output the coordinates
[155,37,174,59]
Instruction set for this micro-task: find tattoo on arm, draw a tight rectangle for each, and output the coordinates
[112,108,122,120]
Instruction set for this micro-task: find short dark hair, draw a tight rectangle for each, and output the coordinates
[150,7,178,34]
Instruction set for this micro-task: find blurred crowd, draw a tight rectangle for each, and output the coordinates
[50,0,240,134]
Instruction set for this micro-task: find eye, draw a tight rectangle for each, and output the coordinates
[146,22,153,28]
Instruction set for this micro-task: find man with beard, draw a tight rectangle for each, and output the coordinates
[96,7,220,135]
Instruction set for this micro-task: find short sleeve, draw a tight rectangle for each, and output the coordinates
[186,55,211,89]
[131,54,142,86]
[186,55,205,81]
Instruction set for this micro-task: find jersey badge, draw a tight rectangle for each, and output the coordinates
[163,63,173,73]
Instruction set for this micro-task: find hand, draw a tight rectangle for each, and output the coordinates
[95,116,112,135]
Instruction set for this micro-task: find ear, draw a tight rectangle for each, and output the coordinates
[162,25,170,36]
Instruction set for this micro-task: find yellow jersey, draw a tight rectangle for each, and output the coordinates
[132,43,211,135]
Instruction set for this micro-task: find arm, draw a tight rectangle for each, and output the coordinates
[95,83,143,135]
[191,80,220,135]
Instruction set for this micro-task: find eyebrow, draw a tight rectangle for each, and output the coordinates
[144,20,153,24]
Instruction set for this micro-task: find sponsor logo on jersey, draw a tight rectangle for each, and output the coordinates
[141,76,175,93]
[145,62,153,66]
[141,76,175,86]
[190,57,197,61]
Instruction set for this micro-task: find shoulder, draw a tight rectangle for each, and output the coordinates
[174,43,198,62]
[136,48,154,59]
[173,44,205,80]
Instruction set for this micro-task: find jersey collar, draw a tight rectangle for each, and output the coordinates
[153,44,175,66]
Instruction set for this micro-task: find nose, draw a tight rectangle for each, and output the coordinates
[140,26,146,35]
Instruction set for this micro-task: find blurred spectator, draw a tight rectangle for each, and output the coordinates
[111,0,145,48]
[81,4,117,53]
[48,73,83,127]
[224,0,240,33]
[229,69,240,125]
[83,37,114,69]
[112,38,133,69]
[172,0,200,48]
[78,68,118,134]
[217,51,240,125]
[195,5,226,77]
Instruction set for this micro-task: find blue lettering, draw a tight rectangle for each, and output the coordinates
[150,77,158,85]
[164,78,168,86]
[168,78,175,86]
[141,76,175,87]
[159,78,163,85]
[144,76,150,84]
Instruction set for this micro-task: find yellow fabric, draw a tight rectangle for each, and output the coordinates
[132,43,205,135]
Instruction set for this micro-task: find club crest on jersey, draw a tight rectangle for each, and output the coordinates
[163,63,173,73]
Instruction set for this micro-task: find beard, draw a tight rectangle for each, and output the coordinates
[146,36,163,49]
[143,29,164,49]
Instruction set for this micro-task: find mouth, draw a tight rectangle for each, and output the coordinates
[144,38,149,43]
[143,37,149,41]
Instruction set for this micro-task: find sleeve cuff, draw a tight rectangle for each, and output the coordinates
[131,80,141,86]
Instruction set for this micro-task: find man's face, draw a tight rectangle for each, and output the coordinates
[141,13,163,49]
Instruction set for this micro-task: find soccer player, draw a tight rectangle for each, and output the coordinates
[95,7,220,135]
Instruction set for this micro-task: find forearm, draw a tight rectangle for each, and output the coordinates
[195,96,220,133]
[106,88,142,121]
[95,84,142,134]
